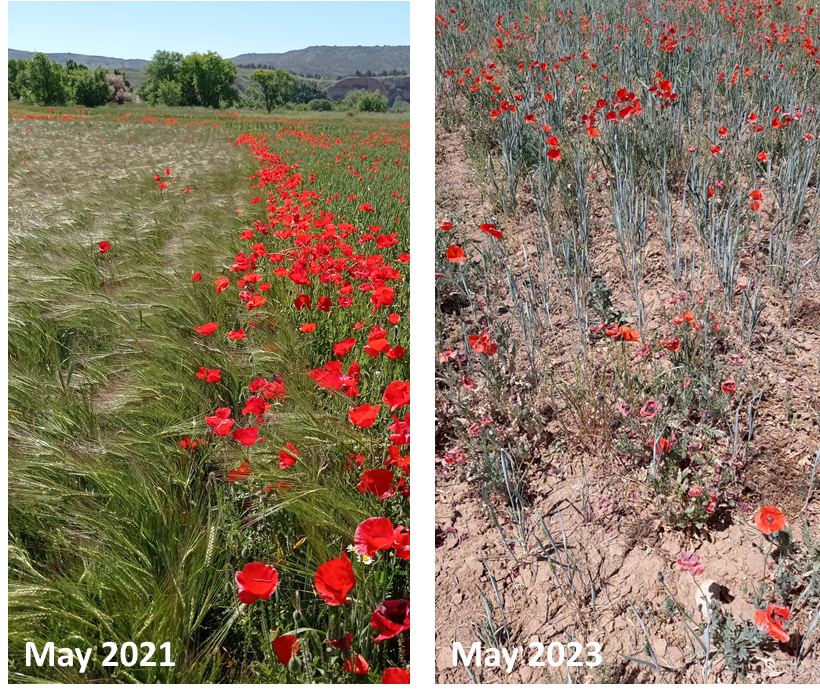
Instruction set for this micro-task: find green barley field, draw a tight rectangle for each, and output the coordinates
[8,103,410,683]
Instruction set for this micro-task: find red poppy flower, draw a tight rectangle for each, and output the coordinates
[242,396,269,416]
[191,271,202,281]
[294,294,312,310]
[547,148,561,161]
[447,245,467,263]
[232,427,263,446]
[648,436,672,454]
[440,221,453,231]
[387,313,401,325]
[749,189,764,211]
[479,223,503,239]
[196,367,222,383]
[388,413,410,447]
[660,337,681,351]
[604,323,622,338]
[755,506,786,535]
[371,599,410,641]
[757,151,768,163]
[227,329,246,340]
[755,604,790,643]
[392,526,409,559]
[370,285,395,311]
[178,436,198,451]
[206,407,235,436]
[640,400,659,418]
[357,468,394,498]
[279,442,299,469]
[468,333,498,356]
[204,406,229,422]
[382,668,410,683]
[677,551,704,576]
[333,337,356,355]
[355,517,395,556]
[620,326,640,342]
[328,632,353,651]
[228,461,252,482]
[721,380,736,394]
[314,552,356,606]
[215,277,230,294]
[98,241,110,253]
[195,322,219,336]
[343,654,369,674]
[235,562,278,604]
[273,635,299,665]
[383,381,410,412]
[300,323,316,333]
[349,403,380,428]
[385,346,406,360]
[364,338,390,357]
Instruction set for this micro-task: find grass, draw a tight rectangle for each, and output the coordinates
[8,103,410,683]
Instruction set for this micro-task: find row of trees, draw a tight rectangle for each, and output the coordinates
[234,64,406,79]
[8,54,135,106]
[8,51,402,112]
[138,51,328,111]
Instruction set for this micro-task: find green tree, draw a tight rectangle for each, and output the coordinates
[145,50,183,82]
[64,59,89,74]
[291,77,327,104]
[137,79,158,104]
[307,98,333,112]
[17,53,68,105]
[8,59,26,98]
[180,52,237,108]
[358,91,388,112]
[73,66,112,107]
[248,69,294,112]
[156,79,183,107]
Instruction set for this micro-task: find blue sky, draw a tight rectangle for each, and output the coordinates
[8,1,410,58]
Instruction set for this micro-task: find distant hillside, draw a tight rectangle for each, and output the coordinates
[230,45,409,77]
[8,49,148,70]
[8,45,409,78]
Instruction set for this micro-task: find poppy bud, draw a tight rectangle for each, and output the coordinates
[293,610,302,624]
[657,572,664,582]
[287,656,303,673]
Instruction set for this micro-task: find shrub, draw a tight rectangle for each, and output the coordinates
[73,67,112,108]
[390,99,410,113]
[106,73,136,104]
[308,98,333,112]
[156,79,182,107]
[357,91,388,113]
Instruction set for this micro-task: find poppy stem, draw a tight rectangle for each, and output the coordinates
[757,539,773,606]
